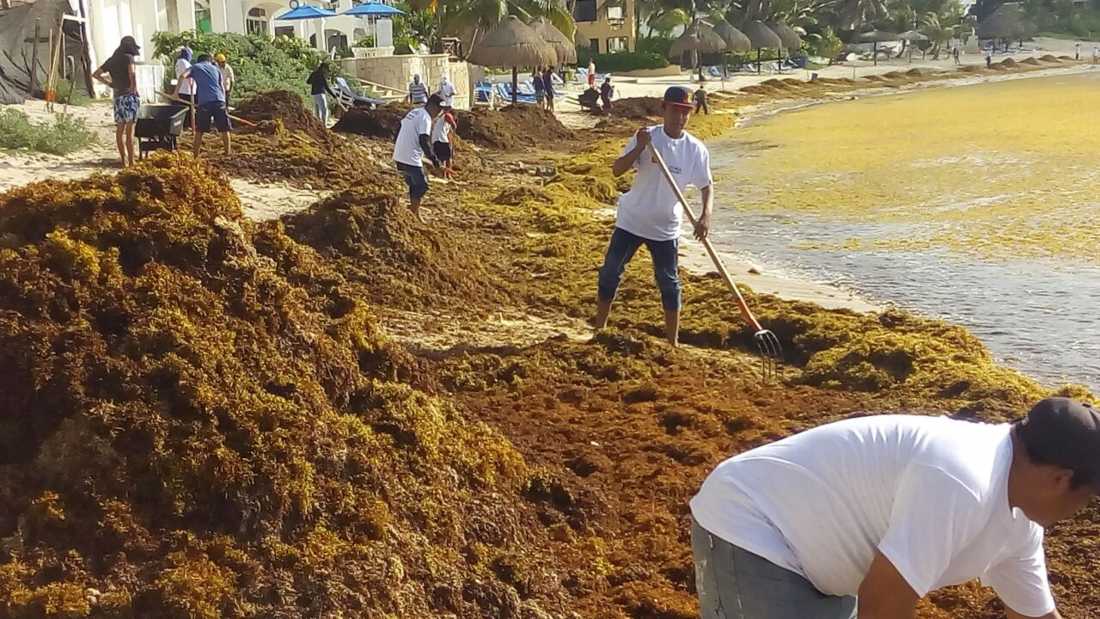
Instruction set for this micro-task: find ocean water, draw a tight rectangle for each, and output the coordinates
[707,70,1100,390]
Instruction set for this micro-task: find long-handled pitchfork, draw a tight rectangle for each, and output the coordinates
[648,144,784,380]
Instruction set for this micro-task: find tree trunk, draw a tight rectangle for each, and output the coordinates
[511,66,517,106]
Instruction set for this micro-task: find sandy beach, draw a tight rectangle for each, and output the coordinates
[3,45,1100,618]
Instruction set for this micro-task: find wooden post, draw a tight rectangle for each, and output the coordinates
[511,65,518,106]
[30,20,40,96]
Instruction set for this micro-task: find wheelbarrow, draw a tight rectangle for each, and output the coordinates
[135,104,188,159]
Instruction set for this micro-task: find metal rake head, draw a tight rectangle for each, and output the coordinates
[753,328,784,382]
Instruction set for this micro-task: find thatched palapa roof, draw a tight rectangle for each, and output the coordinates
[468,15,557,68]
[711,18,752,53]
[742,20,782,50]
[530,16,577,65]
[669,21,727,59]
[768,20,802,51]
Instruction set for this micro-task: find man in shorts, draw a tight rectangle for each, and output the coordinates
[431,102,457,180]
[91,36,141,167]
[393,93,443,222]
[174,54,231,157]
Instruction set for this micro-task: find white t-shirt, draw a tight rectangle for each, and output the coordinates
[393,107,433,167]
[438,80,456,107]
[431,112,452,144]
[690,415,1056,618]
[175,58,194,96]
[615,125,712,241]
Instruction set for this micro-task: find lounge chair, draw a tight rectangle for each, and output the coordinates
[334,77,384,109]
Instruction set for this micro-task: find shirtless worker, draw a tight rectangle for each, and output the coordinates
[690,397,1100,618]
[592,86,713,346]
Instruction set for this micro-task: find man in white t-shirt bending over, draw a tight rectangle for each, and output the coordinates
[392,94,443,223]
[690,397,1100,619]
[593,86,713,346]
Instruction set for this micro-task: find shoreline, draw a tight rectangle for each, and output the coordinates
[670,62,1097,317]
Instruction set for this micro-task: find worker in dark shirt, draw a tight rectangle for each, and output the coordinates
[307,62,338,127]
[600,77,614,113]
[693,84,709,115]
[91,36,141,167]
[174,54,231,157]
[542,67,556,113]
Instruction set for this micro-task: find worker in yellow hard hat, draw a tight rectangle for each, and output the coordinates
[215,53,235,106]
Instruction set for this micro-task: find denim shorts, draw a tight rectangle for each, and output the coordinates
[196,101,231,132]
[396,162,429,200]
[113,93,140,125]
[597,226,681,312]
[691,518,857,619]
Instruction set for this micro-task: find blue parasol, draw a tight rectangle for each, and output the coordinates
[343,2,405,16]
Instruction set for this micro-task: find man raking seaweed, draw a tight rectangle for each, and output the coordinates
[593,86,781,374]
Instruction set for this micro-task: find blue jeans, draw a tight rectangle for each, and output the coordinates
[396,162,429,201]
[597,227,681,312]
[691,518,857,619]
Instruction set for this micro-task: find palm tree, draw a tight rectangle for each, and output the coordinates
[835,0,888,31]
[920,11,953,58]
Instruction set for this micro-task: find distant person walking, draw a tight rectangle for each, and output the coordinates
[985,48,993,68]
[587,58,597,88]
[431,102,457,180]
[1075,41,1081,60]
[91,35,141,167]
[174,54,231,157]
[407,74,428,105]
[175,46,194,126]
[600,76,614,112]
[542,67,556,113]
[533,67,546,109]
[215,53,235,106]
[306,62,337,126]
[693,84,709,115]
[952,46,961,65]
[393,94,444,223]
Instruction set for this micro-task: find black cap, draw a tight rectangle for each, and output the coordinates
[663,86,693,109]
[1018,397,1100,486]
[425,93,444,108]
[120,36,140,55]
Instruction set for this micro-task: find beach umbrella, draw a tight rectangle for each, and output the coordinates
[530,16,578,65]
[710,19,751,85]
[857,29,899,65]
[468,15,557,105]
[276,3,337,51]
[343,2,404,51]
[768,21,802,52]
[898,30,928,62]
[712,18,752,53]
[742,20,781,73]
[669,21,727,79]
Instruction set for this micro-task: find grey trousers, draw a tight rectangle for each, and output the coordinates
[691,518,857,619]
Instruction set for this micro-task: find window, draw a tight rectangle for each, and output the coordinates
[606,5,623,21]
[589,38,600,54]
[275,26,295,37]
[195,0,212,33]
[573,0,597,22]
[246,7,268,37]
[607,37,627,52]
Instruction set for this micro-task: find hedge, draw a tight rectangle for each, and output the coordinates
[575,48,670,73]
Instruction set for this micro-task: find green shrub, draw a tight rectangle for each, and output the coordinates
[636,36,674,58]
[151,30,326,102]
[54,79,92,107]
[575,49,670,73]
[0,109,97,155]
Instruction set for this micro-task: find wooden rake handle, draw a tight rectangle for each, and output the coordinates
[648,143,764,333]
